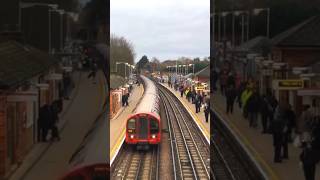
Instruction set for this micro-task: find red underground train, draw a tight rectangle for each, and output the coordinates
[125,75,161,145]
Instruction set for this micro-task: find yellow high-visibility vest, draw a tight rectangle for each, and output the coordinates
[241,89,253,107]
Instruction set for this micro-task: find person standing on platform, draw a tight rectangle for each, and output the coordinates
[63,72,71,100]
[226,72,236,89]
[50,104,61,141]
[260,95,270,133]
[125,92,130,106]
[286,104,296,142]
[247,90,260,128]
[220,70,227,96]
[300,119,320,180]
[38,104,51,142]
[121,94,125,107]
[272,102,289,163]
[180,85,184,97]
[191,89,196,104]
[266,92,278,133]
[195,93,202,113]
[204,101,210,123]
[225,85,236,114]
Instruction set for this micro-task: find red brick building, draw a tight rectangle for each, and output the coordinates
[270,15,320,114]
[0,40,59,178]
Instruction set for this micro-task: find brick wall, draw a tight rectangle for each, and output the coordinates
[273,48,320,67]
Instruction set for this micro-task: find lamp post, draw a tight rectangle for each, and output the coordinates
[19,2,58,32]
[48,9,64,54]
[189,64,195,75]
[253,8,271,38]
[116,62,127,77]
[19,3,59,53]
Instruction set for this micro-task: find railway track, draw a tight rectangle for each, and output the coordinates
[211,108,265,180]
[111,144,159,180]
[158,85,210,180]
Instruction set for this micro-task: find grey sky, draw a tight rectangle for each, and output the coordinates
[111,0,210,62]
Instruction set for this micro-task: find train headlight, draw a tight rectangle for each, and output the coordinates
[151,134,156,139]
[130,135,134,139]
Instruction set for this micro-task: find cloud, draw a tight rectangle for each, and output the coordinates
[111,0,210,62]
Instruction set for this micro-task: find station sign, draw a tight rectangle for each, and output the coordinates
[273,79,304,90]
[195,86,205,91]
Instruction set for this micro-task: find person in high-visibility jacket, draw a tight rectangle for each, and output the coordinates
[241,88,253,118]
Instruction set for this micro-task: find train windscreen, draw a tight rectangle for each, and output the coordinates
[138,116,148,139]
[127,118,136,133]
[150,118,159,134]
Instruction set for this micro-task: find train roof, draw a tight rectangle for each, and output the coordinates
[134,75,160,117]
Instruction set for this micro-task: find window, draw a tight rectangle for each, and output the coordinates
[127,118,136,129]
[150,117,159,134]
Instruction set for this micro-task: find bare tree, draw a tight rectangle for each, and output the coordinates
[110,34,136,72]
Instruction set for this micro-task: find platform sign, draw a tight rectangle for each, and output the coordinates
[273,79,304,90]
[195,86,205,91]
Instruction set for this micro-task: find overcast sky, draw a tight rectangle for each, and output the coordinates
[111,0,210,62]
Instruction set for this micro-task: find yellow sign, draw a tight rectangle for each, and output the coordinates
[195,86,205,91]
[273,80,304,90]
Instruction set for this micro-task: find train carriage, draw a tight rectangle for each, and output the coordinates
[125,75,161,145]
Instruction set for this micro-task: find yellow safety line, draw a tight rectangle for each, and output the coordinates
[214,107,280,180]
[180,99,210,139]
[110,126,126,162]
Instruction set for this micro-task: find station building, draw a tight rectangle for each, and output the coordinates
[226,15,320,115]
[0,40,62,178]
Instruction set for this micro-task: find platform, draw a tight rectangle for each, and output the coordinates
[212,91,320,180]
[9,71,107,180]
[160,83,210,143]
[110,84,144,164]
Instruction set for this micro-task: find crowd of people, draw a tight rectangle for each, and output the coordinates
[168,76,211,123]
[213,69,320,180]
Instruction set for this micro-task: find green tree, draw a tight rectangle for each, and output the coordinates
[136,55,149,70]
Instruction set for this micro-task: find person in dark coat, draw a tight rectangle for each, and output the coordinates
[286,104,296,142]
[225,85,237,114]
[121,94,125,107]
[38,104,51,142]
[50,104,60,141]
[191,89,196,104]
[180,85,184,97]
[204,102,210,123]
[266,92,278,133]
[125,93,129,106]
[226,72,236,89]
[300,119,320,180]
[195,93,202,113]
[260,95,270,133]
[272,102,289,163]
[247,91,260,128]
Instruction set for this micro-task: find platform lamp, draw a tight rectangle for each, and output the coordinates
[189,64,195,76]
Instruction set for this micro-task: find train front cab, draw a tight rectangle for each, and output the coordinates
[125,113,161,145]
